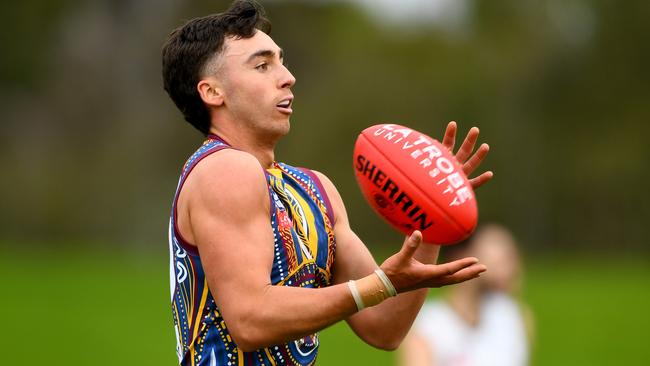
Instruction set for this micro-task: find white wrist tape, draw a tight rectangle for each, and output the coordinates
[348,280,365,311]
[374,269,397,297]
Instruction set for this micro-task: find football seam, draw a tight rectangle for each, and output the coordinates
[359,132,469,236]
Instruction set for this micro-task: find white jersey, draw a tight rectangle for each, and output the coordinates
[413,293,529,366]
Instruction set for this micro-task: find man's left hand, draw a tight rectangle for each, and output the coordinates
[441,121,493,189]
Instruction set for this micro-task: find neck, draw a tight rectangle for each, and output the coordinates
[209,124,277,169]
[447,281,483,327]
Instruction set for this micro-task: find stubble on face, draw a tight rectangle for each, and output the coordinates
[216,33,293,143]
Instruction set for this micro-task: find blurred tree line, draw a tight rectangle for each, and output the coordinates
[1,0,648,254]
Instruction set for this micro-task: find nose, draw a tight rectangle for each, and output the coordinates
[279,64,296,89]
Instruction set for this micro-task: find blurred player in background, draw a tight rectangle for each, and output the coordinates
[399,224,534,366]
[162,1,492,365]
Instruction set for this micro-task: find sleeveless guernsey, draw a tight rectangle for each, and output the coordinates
[168,135,336,366]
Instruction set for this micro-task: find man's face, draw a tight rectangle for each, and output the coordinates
[474,237,521,294]
[216,30,296,140]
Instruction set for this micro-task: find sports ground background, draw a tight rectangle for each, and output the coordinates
[1,0,648,364]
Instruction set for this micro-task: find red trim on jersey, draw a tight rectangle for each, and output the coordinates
[207,133,231,146]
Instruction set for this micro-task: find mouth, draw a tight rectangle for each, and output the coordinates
[276,96,294,115]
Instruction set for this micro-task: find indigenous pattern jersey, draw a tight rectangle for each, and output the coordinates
[168,135,336,366]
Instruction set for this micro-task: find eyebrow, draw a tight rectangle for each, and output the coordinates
[245,48,284,64]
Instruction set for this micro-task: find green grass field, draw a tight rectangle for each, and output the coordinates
[1,247,648,365]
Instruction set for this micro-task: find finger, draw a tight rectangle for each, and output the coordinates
[469,171,493,190]
[434,263,487,287]
[455,127,479,163]
[430,257,479,277]
[463,143,489,176]
[441,121,457,152]
[398,230,423,260]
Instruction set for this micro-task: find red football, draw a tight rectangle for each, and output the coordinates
[353,124,478,245]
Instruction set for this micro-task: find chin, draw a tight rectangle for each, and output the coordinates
[275,119,291,136]
[260,120,290,142]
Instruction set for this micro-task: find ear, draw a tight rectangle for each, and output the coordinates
[197,78,224,107]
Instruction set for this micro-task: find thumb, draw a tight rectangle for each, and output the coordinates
[399,230,423,260]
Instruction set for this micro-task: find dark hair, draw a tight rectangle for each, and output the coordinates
[162,0,271,135]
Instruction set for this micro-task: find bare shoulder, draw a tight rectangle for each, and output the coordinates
[191,149,265,183]
[183,149,269,213]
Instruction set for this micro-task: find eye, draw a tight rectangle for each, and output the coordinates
[255,62,269,71]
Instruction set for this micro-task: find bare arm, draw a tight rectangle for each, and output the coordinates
[181,150,359,352]
[319,171,482,350]
[179,122,490,352]
[315,122,493,349]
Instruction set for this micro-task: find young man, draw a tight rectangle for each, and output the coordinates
[162,1,492,365]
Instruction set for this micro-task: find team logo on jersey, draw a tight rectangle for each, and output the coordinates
[295,333,319,357]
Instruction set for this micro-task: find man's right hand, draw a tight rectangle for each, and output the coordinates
[380,230,487,293]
